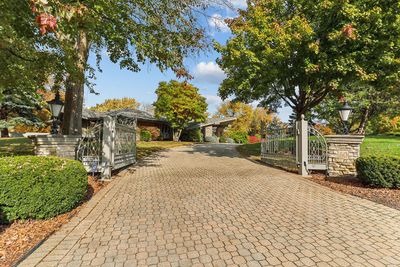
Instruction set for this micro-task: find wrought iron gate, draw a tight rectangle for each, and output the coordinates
[307,126,327,170]
[261,119,328,174]
[261,124,297,172]
[77,121,103,173]
[113,118,136,170]
[76,114,137,178]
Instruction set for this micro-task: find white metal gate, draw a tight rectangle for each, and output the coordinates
[261,117,328,175]
[77,115,136,179]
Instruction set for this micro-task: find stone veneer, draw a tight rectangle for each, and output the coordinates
[30,135,81,160]
[325,135,364,177]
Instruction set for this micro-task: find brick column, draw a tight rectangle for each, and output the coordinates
[325,135,364,177]
[30,135,81,160]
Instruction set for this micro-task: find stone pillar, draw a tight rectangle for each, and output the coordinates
[204,126,213,138]
[325,135,364,177]
[30,135,81,160]
[297,116,308,177]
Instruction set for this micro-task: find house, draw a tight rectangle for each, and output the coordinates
[200,117,237,139]
[185,117,237,142]
[82,108,173,140]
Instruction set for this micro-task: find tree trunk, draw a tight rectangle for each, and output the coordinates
[0,109,9,137]
[173,129,182,142]
[62,29,89,135]
[356,107,370,135]
[1,128,9,138]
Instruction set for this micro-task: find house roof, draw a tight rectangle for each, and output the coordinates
[200,117,237,127]
[82,108,167,123]
[186,117,237,130]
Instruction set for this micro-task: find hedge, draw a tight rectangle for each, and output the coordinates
[227,131,248,144]
[140,130,152,142]
[180,128,203,142]
[356,156,400,188]
[0,156,88,223]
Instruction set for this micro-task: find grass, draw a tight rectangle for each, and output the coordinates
[0,138,34,157]
[237,135,400,158]
[361,135,400,157]
[236,143,261,158]
[136,141,193,160]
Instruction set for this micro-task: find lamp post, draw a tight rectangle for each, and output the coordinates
[338,101,353,134]
[47,90,64,135]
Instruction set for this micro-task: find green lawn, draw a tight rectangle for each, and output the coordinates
[237,135,400,158]
[361,135,400,157]
[0,138,34,157]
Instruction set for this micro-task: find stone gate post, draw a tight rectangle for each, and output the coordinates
[325,135,364,177]
[30,135,81,159]
[297,116,309,177]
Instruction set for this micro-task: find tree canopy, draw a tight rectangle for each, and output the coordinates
[154,80,207,141]
[216,0,400,119]
[90,98,140,112]
[313,82,400,134]
[25,0,218,135]
[0,0,63,99]
[215,101,273,135]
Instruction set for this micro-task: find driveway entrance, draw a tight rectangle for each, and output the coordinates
[21,144,400,266]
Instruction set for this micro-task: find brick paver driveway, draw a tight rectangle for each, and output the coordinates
[20,144,400,267]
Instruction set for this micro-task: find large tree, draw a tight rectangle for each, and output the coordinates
[0,0,63,99]
[29,0,219,135]
[0,89,45,137]
[215,101,273,135]
[313,83,400,134]
[90,98,140,112]
[216,0,400,119]
[154,80,207,141]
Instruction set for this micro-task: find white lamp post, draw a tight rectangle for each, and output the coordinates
[338,101,353,134]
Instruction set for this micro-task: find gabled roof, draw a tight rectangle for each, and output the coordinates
[200,117,237,127]
[82,108,167,123]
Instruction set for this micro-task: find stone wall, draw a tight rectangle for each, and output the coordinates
[30,135,81,160]
[325,135,364,177]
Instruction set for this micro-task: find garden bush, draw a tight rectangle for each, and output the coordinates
[219,135,227,143]
[204,136,219,143]
[227,131,248,144]
[140,126,161,140]
[248,135,261,144]
[0,156,87,223]
[180,128,203,142]
[140,130,152,142]
[356,156,400,188]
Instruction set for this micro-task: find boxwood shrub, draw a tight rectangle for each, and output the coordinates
[0,156,88,223]
[140,130,152,142]
[356,156,400,188]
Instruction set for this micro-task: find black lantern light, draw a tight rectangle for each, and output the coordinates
[47,90,64,134]
[338,101,353,134]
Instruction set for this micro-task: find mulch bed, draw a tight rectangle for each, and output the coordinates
[307,173,400,210]
[0,176,108,267]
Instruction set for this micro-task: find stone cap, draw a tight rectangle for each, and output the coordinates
[325,135,364,144]
[29,135,82,145]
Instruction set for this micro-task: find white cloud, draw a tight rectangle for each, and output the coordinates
[208,13,230,33]
[205,94,223,106]
[231,0,247,8]
[204,94,223,112]
[194,61,226,85]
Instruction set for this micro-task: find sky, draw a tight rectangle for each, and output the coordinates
[83,0,292,121]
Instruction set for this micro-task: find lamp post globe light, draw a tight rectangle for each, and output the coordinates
[338,101,353,134]
[47,90,64,134]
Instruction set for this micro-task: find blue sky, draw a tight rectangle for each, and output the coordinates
[84,1,291,121]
